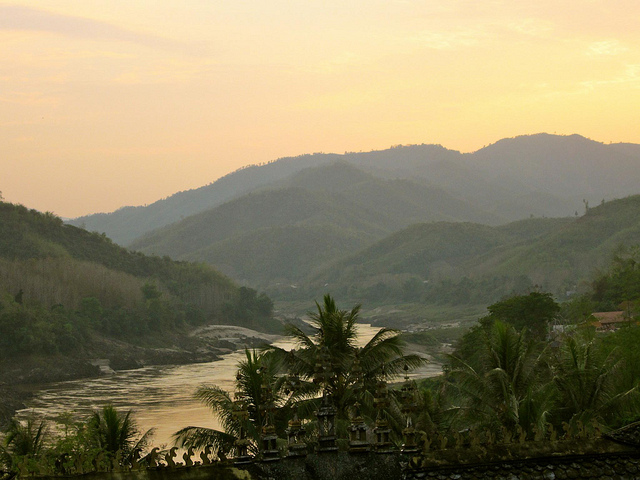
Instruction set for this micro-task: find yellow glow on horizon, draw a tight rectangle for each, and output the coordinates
[1,1,640,217]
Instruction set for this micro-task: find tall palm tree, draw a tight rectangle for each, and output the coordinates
[175,296,425,452]
[411,379,460,437]
[447,320,551,435]
[269,294,426,421]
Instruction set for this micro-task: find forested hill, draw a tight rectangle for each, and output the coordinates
[0,202,276,363]
[69,134,640,245]
[300,195,640,306]
[0,201,235,309]
[129,162,502,285]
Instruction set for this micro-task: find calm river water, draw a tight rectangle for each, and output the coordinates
[17,324,441,447]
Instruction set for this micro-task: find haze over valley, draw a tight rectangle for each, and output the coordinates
[67,133,640,310]
[4,2,640,473]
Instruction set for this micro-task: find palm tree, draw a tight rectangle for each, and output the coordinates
[447,320,551,436]
[411,378,460,437]
[87,405,154,460]
[174,296,425,453]
[0,416,48,475]
[173,349,307,456]
[269,294,426,421]
[552,329,640,428]
[2,417,48,458]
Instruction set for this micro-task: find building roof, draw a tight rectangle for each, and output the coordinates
[591,311,626,323]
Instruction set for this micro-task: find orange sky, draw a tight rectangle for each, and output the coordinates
[2,1,639,218]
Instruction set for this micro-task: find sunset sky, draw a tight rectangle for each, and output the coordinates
[2,1,639,218]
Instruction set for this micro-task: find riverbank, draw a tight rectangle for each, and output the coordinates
[0,324,282,429]
[1,322,443,437]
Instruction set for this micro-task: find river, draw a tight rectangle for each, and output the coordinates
[17,324,441,447]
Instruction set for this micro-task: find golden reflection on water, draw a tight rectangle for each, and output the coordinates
[18,324,440,447]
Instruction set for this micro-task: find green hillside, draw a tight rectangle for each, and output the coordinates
[300,197,640,305]
[297,221,544,305]
[185,224,371,285]
[0,202,278,363]
[281,162,503,227]
[130,163,504,286]
[69,153,344,245]
[479,196,640,284]
[0,201,235,309]
[130,184,389,257]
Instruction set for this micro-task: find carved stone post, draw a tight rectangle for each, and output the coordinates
[400,364,419,454]
[259,368,281,462]
[260,424,280,462]
[314,347,338,452]
[232,387,252,465]
[316,391,338,452]
[348,357,369,453]
[287,415,308,457]
[373,377,393,453]
[348,403,370,453]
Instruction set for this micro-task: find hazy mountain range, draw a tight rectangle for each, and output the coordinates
[68,133,640,303]
[71,134,640,244]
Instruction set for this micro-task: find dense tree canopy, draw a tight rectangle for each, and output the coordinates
[483,292,560,337]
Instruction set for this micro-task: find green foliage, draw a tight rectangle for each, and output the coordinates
[560,294,597,324]
[448,321,552,435]
[551,329,640,427]
[444,276,640,435]
[86,405,153,458]
[222,287,279,333]
[1,406,154,476]
[0,416,49,475]
[0,296,84,358]
[483,292,560,338]
[270,295,426,423]
[599,325,640,424]
[591,245,640,310]
[176,295,426,453]
[2,417,48,457]
[447,320,640,435]
[0,201,280,357]
[174,349,299,456]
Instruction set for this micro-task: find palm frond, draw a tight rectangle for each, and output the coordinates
[173,427,237,453]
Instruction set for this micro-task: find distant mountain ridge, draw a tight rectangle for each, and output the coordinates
[69,134,640,245]
[129,162,505,285]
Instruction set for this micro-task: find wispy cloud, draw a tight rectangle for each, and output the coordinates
[587,39,629,56]
[0,5,181,50]
[579,64,640,90]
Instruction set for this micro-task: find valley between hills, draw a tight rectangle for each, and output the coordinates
[4,132,640,428]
